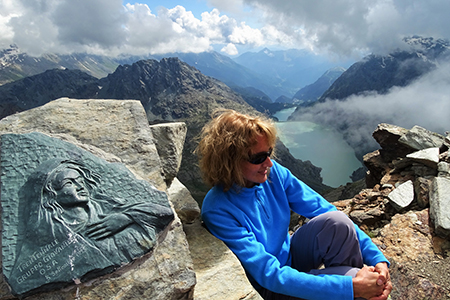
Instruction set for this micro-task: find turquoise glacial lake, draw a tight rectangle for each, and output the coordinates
[274,108,362,187]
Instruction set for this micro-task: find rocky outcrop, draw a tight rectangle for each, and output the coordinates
[330,123,450,299]
[168,178,201,225]
[430,177,450,238]
[150,122,187,186]
[184,221,262,300]
[0,99,196,299]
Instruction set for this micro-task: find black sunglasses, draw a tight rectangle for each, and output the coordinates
[248,148,273,165]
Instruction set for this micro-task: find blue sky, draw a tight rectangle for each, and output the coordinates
[138,0,213,18]
[1,0,450,59]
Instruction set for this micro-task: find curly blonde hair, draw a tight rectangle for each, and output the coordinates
[196,109,277,191]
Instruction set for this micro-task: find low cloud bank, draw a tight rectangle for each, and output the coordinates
[292,61,450,157]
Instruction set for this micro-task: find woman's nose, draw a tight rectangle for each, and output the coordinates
[263,157,273,168]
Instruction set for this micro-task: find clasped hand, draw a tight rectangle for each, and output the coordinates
[353,262,392,299]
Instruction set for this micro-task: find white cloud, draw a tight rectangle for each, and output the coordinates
[121,4,189,54]
[2,0,127,55]
[3,0,58,56]
[1,1,281,56]
[221,43,238,55]
[0,0,310,57]
[0,0,20,47]
[293,61,450,155]
[229,22,264,45]
[1,0,448,58]
[52,0,127,47]
[242,0,450,57]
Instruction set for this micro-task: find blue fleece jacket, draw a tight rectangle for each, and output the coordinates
[201,161,389,300]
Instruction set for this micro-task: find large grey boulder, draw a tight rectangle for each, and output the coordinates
[372,123,409,149]
[406,147,440,168]
[184,220,262,300]
[0,97,166,190]
[372,123,412,161]
[0,98,196,299]
[444,132,450,149]
[167,178,201,224]
[437,161,450,179]
[1,132,175,296]
[430,177,450,238]
[150,122,187,186]
[398,125,445,151]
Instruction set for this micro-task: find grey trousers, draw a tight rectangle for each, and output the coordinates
[257,211,364,300]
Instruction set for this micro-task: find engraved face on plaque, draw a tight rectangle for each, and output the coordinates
[0,133,174,296]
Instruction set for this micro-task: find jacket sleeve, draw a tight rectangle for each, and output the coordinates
[275,162,390,268]
[355,225,390,267]
[202,201,354,300]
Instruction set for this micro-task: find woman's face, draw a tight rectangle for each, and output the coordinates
[52,168,90,206]
[240,134,273,188]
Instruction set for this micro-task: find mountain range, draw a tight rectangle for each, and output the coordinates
[0,57,331,200]
[0,45,118,84]
[292,67,345,105]
[233,48,352,99]
[1,35,448,193]
[318,36,450,101]
[0,45,347,102]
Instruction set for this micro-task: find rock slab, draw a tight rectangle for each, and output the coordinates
[430,177,450,238]
[0,98,196,300]
[1,132,174,296]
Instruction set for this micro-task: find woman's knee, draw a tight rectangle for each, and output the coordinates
[290,211,358,268]
[315,211,358,241]
[310,211,353,231]
[315,211,363,267]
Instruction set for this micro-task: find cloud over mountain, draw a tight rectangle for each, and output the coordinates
[293,61,450,157]
[2,0,448,58]
[0,0,288,56]
[243,0,450,57]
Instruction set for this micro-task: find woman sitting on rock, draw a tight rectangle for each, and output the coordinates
[196,109,392,300]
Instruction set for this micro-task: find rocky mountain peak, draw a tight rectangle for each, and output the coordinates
[261,47,274,57]
[292,66,346,104]
[98,57,246,121]
[318,36,450,102]
[403,36,450,58]
[0,45,21,67]
[0,68,99,118]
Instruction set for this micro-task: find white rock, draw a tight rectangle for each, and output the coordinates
[406,147,439,168]
[388,180,414,211]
